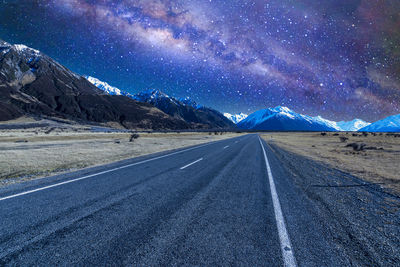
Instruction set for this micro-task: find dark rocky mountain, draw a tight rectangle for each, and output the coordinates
[133,89,235,129]
[0,40,188,129]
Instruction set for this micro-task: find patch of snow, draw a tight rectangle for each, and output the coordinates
[358,114,400,132]
[179,97,203,109]
[85,76,122,95]
[134,89,180,105]
[313,116,342,131]
[13,44,40,55]
[238,106,340,131]
[337,119,370,131]
[223,112,248,124]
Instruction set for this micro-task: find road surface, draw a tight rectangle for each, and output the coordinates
[0,134,399,266]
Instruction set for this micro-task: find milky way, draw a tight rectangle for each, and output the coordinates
[0,0,399,121]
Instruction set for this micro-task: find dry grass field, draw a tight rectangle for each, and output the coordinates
[0,126,241,186]
[262,132,400,195]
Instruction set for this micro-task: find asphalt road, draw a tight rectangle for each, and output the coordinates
[0,134,398,266]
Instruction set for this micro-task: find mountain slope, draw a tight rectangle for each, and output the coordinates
[237,106,338,131]
[179,97,203,109]
[358,114,400,132]
[0,40,188,129]
[85,76,234,129]
[84,76,124,96]
[312,116,341,131]
[337,119,371,131]
[223,112,248,124]
[134,89,235,129]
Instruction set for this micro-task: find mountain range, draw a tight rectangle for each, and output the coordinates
[236,106,339,131]
[225,110,373,132]
[85,76,235,129]
[1,39,398,132]
[235,106,399,132]
[0,39,232,130]
[132,89,234,129]
[230,106,375,132]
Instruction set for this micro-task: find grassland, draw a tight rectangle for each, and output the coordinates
[262,132,400,195]
[0,126,241,186]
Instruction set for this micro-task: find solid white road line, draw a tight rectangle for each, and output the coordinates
[180,158,203,170]
[223,145,229,149]
[258,136,297,267]
[0,139,227,202]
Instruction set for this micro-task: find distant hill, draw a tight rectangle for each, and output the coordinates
[0,39,188,130]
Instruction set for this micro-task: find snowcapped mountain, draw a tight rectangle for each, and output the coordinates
[82,75,233,129]
[179,97,203,109]
[312,117,370,131]
[133,89,235,129]
[0,39,189,129]
[223,112,248,124]
[237,106,339,131]
[133,89,180,105]
[337,119,371,132]
[358,114,400,132]
[0,40,82,90]
[85,76,123,96]
[311,116,342,131]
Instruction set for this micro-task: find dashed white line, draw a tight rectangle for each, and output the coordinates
[223,145,229,149]
[258,136,297,267]
[0,140,219,202]
[180,158,203,170]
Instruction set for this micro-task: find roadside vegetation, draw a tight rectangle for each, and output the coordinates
[262,132,400,195]
[0,127,241,186]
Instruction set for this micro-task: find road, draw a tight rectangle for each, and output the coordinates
[0,134,399,266]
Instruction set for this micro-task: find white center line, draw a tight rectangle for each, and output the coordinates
[180,158,203,170]
[258,136,297,267]
[223,145,229,149]
[0,140,222,201]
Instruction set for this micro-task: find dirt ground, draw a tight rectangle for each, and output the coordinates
[0,126,241,186]
[262,132,400,195]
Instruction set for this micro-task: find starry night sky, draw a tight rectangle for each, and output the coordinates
[1,0,399,121]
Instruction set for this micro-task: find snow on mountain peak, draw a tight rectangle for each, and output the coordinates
[179,97,203,109]
[0,40,11,50]
[13,44,40,55]
[223,112,248,124]
[358,114,400,132]
[238,106,340,131]
[337,119,370,131]
[237,105,374,131]
[85,76,123,95]
[137,89,172,99]
[312,115,342,131]
[271,106,292,113]
[133,89,182,106]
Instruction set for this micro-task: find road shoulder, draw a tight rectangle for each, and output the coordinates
[265,141,400,266]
